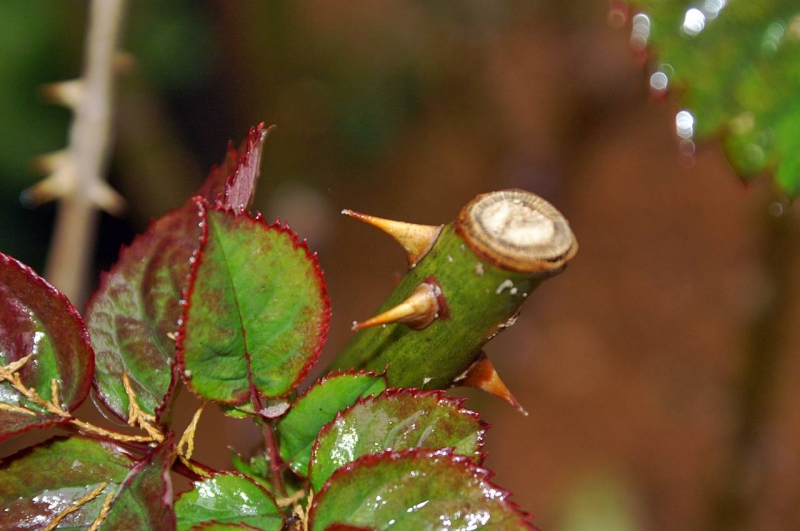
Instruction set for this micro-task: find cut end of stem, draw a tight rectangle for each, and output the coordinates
[455,189,577,274]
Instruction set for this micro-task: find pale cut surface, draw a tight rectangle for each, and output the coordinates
[458,189,576,273]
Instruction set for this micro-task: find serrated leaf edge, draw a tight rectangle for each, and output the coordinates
[176,199,331,404]
[309,448,534,529]
[308,388,490,488]
[0,253,95,415]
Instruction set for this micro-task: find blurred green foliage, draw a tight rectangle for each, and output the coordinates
[632,0,800,197]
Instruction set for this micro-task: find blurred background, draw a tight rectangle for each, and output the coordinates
[1,1,799,530]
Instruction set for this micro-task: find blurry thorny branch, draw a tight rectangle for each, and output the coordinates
[24,0,128,306]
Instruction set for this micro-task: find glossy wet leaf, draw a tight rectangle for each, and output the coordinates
[630,0,800,196]
[278,371,386,475]
[178,201,330,404]
[175,473,283,531]
[99,436,176,530]
[230,451,271,491]
[87,125,271,422]
[309,449,533,531]
[0,253,94,441]
[309,389,486,491]
[189,524,263,530]
[0,436,133,529]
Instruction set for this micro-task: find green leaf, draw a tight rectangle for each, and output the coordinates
[309,389,487,492]
[175,472,283,531]
[630,0,800,196]
[309,449,534,531]
[86,201,201,423]
[0,436,133,529]
[99,436,176,530]
[177,201,330,405]
[278,371,386,476]
[0,253,94,441]
[189,524,262,530]
[87,124,271,423]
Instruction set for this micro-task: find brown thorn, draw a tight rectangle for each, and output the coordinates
[20,165,76,208]
[342,209,442,267]
[352,281,441,332]
[41,79,84,108]
[456,353,528,415]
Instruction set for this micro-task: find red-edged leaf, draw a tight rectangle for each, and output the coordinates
[86,201,201,423]
[325,526,375,531]
[87,124,272,423]
[177,200,330,405]
[175,472,283,531]
[309,389,487,491]
[278,371,386,476]
[189,523,262,530]
[309,449,534,531]
[99,435,176,530]
[0,253,94,441]
[198,123,272,212]
[0,436,135,529]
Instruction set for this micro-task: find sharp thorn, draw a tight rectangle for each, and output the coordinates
[20,166,75,208]
[88,182,126,216]
[342,209,442,267]
[456,353,528,415]
[41,79,84,108]
[353,281,441,332]
[32,150,70,174]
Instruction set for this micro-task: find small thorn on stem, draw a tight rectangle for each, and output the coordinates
[342,209,442,267]
[353,281,441,331]
[20,166,76,208]
[457,353,528,415]
[41,79,85,108]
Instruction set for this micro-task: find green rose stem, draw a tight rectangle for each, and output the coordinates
[329,189,577,413]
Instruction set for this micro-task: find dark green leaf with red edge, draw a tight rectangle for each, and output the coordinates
[99,435,176,530]
[87,124,271,423]
[197,123,271,211]
[86,200,201,423]
[309,389,487,491]
[278,371,386,476]
[324,525,375,531]
[0,253,94,441]
[0,436,134,529]
[175,472,283,531]
[177,200,330,405]
[309,449,534,531]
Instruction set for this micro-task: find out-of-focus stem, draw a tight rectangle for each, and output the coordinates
[709,205,798,531]
[45,0,127,306]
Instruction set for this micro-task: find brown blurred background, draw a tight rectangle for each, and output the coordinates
[1,2,798,530]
